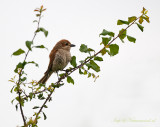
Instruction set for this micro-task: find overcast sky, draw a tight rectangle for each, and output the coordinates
[1,0,160,127]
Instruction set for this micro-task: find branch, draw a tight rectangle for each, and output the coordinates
[34,15,141,122]
[67,15,142,76]
[108,15,142,45]
[17,9,43,127]
[18,91,26,126]
[35,89,55,121]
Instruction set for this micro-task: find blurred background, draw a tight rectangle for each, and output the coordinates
[0,0,160,127]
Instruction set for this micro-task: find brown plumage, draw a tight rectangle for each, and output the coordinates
[38,39,75,84]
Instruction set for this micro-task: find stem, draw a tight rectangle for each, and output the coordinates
[18,91,26,126]
[70,16,141,73]
[33,16,141,122]
[17,12,43,126]
[108,16,141,45]
[30,16,141,98]
[35,89,54,121]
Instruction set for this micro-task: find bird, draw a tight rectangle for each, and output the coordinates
[38,39,75,84]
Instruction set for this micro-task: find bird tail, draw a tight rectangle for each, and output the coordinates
[38,71,53,84]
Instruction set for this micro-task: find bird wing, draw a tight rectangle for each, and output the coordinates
[44,48,58,75]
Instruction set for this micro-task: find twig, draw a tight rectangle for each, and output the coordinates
[35,89,54,121]
[34,16,141,121]
[67,16,141,75]
[17,11,43,126]
[28,16,141,97]
[18,91,26,126]
[108,15,141,45]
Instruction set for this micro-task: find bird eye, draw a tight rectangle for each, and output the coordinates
[65,43,68,45]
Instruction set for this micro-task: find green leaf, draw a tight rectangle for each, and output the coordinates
[119,29,127,42]
[139,16,144,24]
[141,7,148,14]
[145,15,150,23]
[14,87,18,92]
[79,44,88,53]
[51,83,64,88]
[43,105,48,108]
[14,62,27,73]
[59,73,65,78]
[79,68,83,74]
[27,61,39,67]
[11,98,15,104]
[25,41,33,51]
[87,48,95,52]
[88,73,91,78]
[70,56,77,67]
[79,60,84,63]
[86,60,100,72]
[43,112,47,120]
[142,15,150,23]
[127,35,136,43]
[101,37,112,46]
[12,49,25,56]
[15,96,24,106]
[94,56,103,61]
[128,16,137,23]
[28,93,33,100]
[84,70,87,75]
[14,63,23,73]
[117,20,129,25]
[67,76,74,85]
[79,44,94,54]
[10,86,15,93]
[21,77,27,82]
[38,93,43,99]
[15,104,18,111]
[40,97,45,100]
[136,23,144,32]
[92,73,95,78]
[33,20,38,23]
[33,106,40,109]
[34,45,48,50]
[99,29,115,37]
[109,44,119,56]
[39,27,48,37]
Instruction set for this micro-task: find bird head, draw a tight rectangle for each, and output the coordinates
[55,39,75,51]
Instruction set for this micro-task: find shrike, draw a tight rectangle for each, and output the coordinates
[38,39,75,84]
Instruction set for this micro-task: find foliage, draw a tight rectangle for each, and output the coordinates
[9,6,150,127]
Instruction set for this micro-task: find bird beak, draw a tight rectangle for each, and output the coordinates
[70,44,76,47]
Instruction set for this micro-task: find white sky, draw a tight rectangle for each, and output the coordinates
[1,0,160,127]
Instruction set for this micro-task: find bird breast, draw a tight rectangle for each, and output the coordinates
[52,49,71,71]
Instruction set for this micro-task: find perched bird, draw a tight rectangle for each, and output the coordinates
[38,39,75,84]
